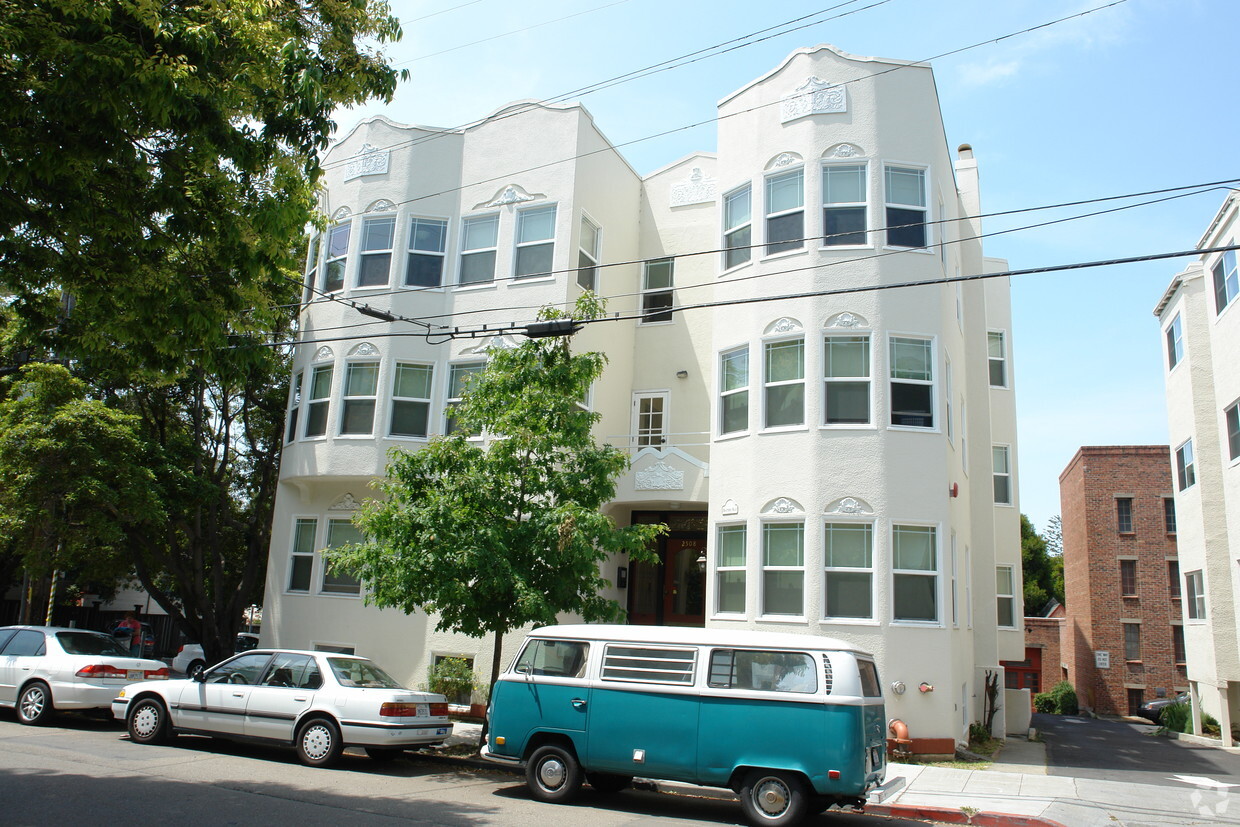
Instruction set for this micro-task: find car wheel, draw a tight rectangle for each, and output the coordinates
[186,660,205,680]
[739,769,809,827]
[526,744,583,803]
[587,772,632,794]
[17,681,53,726]
[365,747,404,763]
[128,697,173,745]
[296,718,343,768]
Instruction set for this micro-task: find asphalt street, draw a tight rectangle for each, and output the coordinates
[0,712,932,827]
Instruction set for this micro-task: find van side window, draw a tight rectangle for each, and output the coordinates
[514,639,589,678]
[708,649,818,694]
[858,658,882,697]
[601,645,695,685]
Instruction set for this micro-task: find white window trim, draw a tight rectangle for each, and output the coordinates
[996,564,1017,629]
[356,213,396,290]
[718,344,751,439]
[577,213,601,292]
[722,184,753,272]
[822,519,877,625]
[1175,438,1196,491]
[944,355,954,446]
[444,360,486,438]
[302,360,334,441]
[1224,398,1240,465]
[323,220,352,292]
[404,215,450,291]
[304,234,321,302]
[1211,249,1239,318]
[761,335,807,433]
[389,361,435,441]
[992,444,1014,507]
[286,515,318,594]
[1185,569,1206,621]
[286,370,303,444]
[888,333,938,432]
[337,359,381,438]
[759,519,806,621]
[1165,313,1184,372]
[821,332,874,429]
[639,258,675,325]
[712,522,748,618]
[820,161,871,249]
[882,162,932,253]
[762,166,806,260]
[987,329,1009,389]
[631,390,670,448]
[319,517,364,598]
[950,531,959,628]
[891,522,942,627]
[513,204,557,282]
[457,212,500,290]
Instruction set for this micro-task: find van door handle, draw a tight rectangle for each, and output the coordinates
[571,698,587,710]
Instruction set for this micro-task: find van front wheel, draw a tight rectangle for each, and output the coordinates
[740,769,808,827]
[526,744,583,803]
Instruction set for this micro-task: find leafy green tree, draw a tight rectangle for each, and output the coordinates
[0,364,160,619]
[1021,514,1064,614]
[331,297,663,697]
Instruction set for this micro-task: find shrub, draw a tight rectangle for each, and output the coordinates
[1033,692,1056,714]
[428,657,477,705]
[1202,711,1221,736]
[1160,700,1190,733]
[1049,680,1078,715]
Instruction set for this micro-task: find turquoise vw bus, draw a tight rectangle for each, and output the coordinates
[482,625,885,826]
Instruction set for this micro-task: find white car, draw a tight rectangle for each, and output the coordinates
[114,649,452,767]
[0,625,168,725]
[171,632,260,678]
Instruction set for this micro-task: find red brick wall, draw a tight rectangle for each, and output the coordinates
[1058,446,1183,714]
[1025,617,1064,693]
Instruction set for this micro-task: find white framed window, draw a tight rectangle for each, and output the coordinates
[960,400,969,468]
[1226,400,1240,462]
[358,214,395,287]
[824,522,873,619]
[303,363,333,438]
[304,235,321,298]
[287,518,317,593]
[988,330,1008,387]
[822,163,867,246]
[632,392,668,447]
[723,186,752,269]
[286,371,302,444]
[339,361,379,435]
[321,518,362,596]
[944,356,954,444]
[823,335,870,425]
[445,361,485,435]
[1175,439,1195,490]
[715,524,746,614]
[1185,569,1205,619]
[950,531,959,627]
[1213,249,1239,314]
[1165,314,1183,370]
[641,259,674,323]
[884,165,927,248]
[996,565,1016,628]
[719,347,749,435]
[890,336,934,428]
[893,524,937,623]
[761,522,804,617]
[764,338,804,428]
[323,221,351,292]
[406,217,447,288]
[459,214,499,285]
[992,445,1012,505]
[390,363,433,439]
[514,205,556,279]
[578,215,600,291]
[765,168,804,256]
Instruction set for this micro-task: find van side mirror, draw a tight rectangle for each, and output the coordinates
[515,663,530,675]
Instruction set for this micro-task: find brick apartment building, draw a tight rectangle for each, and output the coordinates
[1003,604,1064,699]
[1059,446,1185,715]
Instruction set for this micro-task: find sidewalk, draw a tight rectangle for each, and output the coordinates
[431,725,1239,825]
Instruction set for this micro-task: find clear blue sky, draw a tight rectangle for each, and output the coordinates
[338,0,1239,535]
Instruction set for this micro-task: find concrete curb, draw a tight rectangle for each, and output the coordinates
[865,803,1069,827]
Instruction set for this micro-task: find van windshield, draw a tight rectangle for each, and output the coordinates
[514,639,588,678]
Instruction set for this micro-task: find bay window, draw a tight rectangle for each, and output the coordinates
[723,186,752,269]
[823,335,870,425]
[716,524,746,614]
[889,336,934,428]
[764,338,804,428]
[824,522,873,619]
[323,222,350,292]
[459,214,499,285]
[406,217,447,288]
[390,363,433,439]
[822,164,867,245]
[893,524,937,622]
[765,169,804,255]
[339,361,379,435]
[762,522,804,616]
[884,165,927,248]
[358,215,395,287]
[720,347,749,434]
[515,205,556,279]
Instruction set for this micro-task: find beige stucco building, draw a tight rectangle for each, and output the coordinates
[1154,189,1240,745]
[262,45,1024,751]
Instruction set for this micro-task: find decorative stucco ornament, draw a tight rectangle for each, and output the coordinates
[770,317,803,334]
[670,167,717,208]
[635,461,685,491]
[315,346,334,362]
[721,499,739,516]
[772,153,800,168]
[329,493,360,511]
[343,143,390,181]
[365,199,396,213]
[829,143,862,159]
[487,185,538,207]
[772,498,797,514]
[462,334,519,355]
[826,496,874,515]
[349,342,379,357]
[781,77,847,123]
[827,311,868,329]
[330,206,352,221]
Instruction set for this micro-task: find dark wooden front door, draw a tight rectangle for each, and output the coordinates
[627,512,706,627]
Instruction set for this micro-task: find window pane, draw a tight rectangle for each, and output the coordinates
[718,572,745,613]
[996,566,1013,594]
[289,556,312,592]
[825,524,872,568]
[293,519,318,554]
[394,364,432,399]
[323,259,345,292]
[765,384,804,427]
[885,167,925,207]
[406,253,444,287]
[891,338,931,380]
[886,207,926,247]
[766,211,804,255]
[328,223,351,258]
[340,400,375,434]
[894,525,935,571]
[462,215,498,250]
[891,383,932,427]
[718,525,746,567]
[518,206,556,242]
[993,446,1010,474]
[515,243,553,278]
[998,597,1014,628]
[722,391,748,433]
[825,337,869,377]
[893,574,936,621]
[410,218,447,253]
[362,216,395,251]
[1228,404,1240,461]
[460,250,496,284]
[824,207,866,245]
[580,218,599,256]
[310,366,332,399]
[390,400,429,438]
[644,260,674,290]
[763,571,804,615]
[724,225,751,269]
[824,165,865,204]
[722,349,748,391]
[826,381,869,424]
[766,340,804,382]
[357,252,391,286]
[763,523,803,566]
[725,187,751,228]
[767,170,803,213]
[826,571,872,618]
[345,363,379,396]
[323,520,362,594]
[304,402,328,437]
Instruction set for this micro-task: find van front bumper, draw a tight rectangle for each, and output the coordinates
[480,744,522,767]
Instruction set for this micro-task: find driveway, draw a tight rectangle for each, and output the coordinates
[1035,712,1240,787]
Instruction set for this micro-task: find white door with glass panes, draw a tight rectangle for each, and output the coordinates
[632,392,669,448]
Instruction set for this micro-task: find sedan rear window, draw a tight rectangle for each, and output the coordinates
[327,658,403,689]
[58,631,129,657]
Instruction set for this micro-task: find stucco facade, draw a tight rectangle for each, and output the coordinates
[261,45,1024,749]
[1154,189,1240,744]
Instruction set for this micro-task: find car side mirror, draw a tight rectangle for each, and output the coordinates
[192,671,207,683]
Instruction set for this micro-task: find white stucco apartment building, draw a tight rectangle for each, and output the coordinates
[262,45,1024,752]
[1154,189,1240,745]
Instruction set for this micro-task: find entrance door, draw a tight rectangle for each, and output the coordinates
[628,533,706,627]
[632,392,668,448]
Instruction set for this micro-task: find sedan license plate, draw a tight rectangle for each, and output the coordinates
[126,670,144,680]
[417,703,429,717]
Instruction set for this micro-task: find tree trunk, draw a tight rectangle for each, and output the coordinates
[478,628,504,751]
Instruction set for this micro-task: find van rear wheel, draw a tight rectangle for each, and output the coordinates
[526,744,583,803]
[739,769,808,826]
